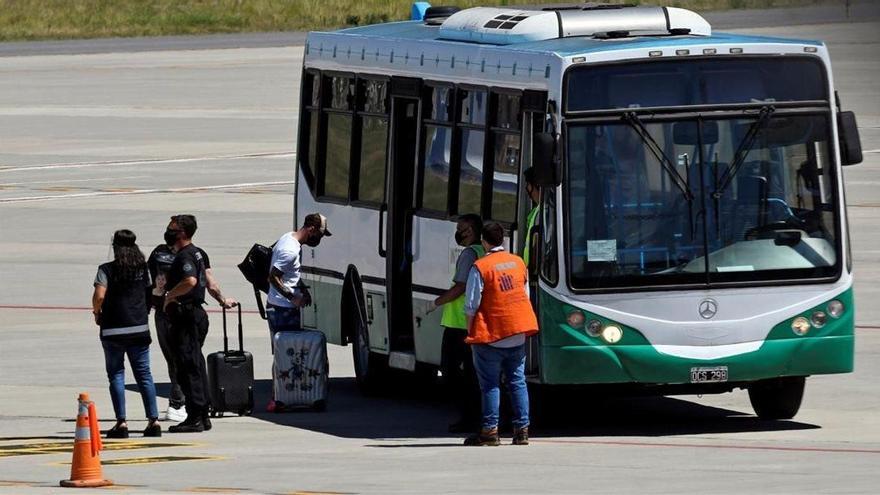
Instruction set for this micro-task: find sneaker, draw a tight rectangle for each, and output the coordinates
[201,414,212,431]
[168,416,204,433]
[512,427,529,445]
[463,428,500,446]
[165,405,187,422]
[106,423,129,439]
[143,422,162,438]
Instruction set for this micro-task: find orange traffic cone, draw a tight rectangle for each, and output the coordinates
[60,393,113,488]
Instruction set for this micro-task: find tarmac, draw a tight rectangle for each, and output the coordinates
[1,5,880,494]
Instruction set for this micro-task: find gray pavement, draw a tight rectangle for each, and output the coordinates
[1,14,879,495]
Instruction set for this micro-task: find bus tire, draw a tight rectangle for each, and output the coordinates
[748,376,806,420]
[342,267,389,395]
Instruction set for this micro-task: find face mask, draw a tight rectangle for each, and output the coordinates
[164,229,179,246]
[454,231,466,246]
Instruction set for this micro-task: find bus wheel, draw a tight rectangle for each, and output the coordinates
[748,376,806,420]
[352,311,388,395]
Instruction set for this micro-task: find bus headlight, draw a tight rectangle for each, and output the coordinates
[601,325,623,344]
[586,320,603,337]
[827,300,845,318]
[791,317,811,336]
[811,311,828,328]
[566,310,585,329]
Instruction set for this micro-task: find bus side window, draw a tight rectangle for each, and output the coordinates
[418,84,454,214]
[297,70,321,194]
[456,88,487,216]
[319,74,355,201]
[489,91,522,223]
[355,78,389,205]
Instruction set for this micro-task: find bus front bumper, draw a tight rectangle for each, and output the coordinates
[539,334,854,385]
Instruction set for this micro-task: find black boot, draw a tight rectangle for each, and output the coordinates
[168,415,204,433]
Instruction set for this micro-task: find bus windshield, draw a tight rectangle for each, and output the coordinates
[566,113,840,290]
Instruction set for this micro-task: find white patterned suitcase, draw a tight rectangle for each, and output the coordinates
[272,330,329,411]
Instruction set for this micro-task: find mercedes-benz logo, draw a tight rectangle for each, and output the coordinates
[699,298,718,319]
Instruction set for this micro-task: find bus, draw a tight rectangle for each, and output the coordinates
[292,3,863,419]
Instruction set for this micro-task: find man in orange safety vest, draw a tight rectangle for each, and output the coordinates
[463,221,539,446]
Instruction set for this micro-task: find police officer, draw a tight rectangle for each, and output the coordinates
[162,214,236,433]
[149,226,229,422]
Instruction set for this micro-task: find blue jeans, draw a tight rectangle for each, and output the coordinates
[471,344,530,430]
[267,304,301,336]
[102,341,159,421]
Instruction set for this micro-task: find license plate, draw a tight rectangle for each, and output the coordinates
[690,366,728,383]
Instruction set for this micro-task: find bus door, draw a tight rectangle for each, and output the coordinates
[383,77,422,370]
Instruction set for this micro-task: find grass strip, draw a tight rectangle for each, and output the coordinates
[0,0,832,42]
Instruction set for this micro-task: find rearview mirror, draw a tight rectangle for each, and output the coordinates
[532,132,561,187]
[837,111,862,165]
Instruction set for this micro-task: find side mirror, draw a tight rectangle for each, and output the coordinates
[532,132,561,187]
[838,111,862,166]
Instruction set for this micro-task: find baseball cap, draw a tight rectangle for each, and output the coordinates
[304,213,332,236]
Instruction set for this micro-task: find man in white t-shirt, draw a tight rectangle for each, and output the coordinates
[265,213,331,411]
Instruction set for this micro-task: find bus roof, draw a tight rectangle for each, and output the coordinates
[330,20,823,58]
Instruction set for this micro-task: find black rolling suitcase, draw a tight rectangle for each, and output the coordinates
[207,304,255,417]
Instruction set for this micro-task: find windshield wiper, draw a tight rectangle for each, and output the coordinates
[622,112,694,201]
[712,105,776,199]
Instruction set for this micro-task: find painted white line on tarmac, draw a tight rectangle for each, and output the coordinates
[0,175,149,187]
[0,180,294,203]
[0,106,294,120]
[0,151,295,173]
[864,148,880,154]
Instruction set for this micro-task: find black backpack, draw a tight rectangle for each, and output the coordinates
[237,243,273,319]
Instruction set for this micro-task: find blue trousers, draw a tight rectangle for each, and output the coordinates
[471,343,530,430]
[267,304,302,335]
[102,341,159,420]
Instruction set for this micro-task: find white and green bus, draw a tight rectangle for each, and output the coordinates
[292,3,863,419]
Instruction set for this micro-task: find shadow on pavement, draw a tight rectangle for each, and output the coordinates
[141,376,819,439]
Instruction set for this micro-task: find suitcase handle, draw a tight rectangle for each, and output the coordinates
[222,303,245,353]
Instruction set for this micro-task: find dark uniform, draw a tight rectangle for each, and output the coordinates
[164,243,211,420]
[148,244,211,410]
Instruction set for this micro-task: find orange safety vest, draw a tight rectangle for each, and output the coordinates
[466,250,539,345]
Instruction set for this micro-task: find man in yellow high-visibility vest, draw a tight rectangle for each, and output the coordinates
[429,214,484,432]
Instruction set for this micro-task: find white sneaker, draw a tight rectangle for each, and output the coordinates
[165,405,187,422]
